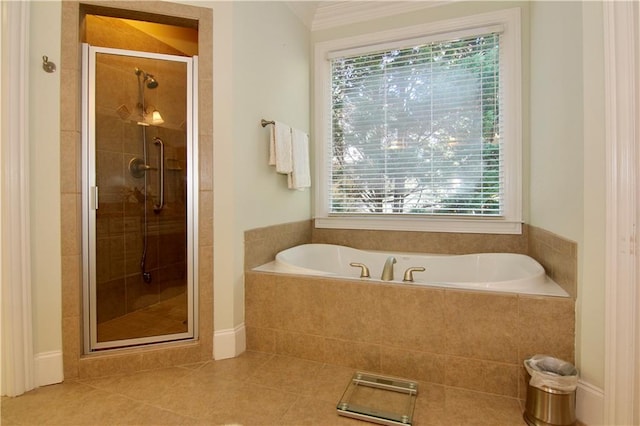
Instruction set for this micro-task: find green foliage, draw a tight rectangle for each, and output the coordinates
[330,33,501,216]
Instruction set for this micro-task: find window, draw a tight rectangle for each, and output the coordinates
[314,9,522,234]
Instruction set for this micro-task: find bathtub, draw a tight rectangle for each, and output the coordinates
[254,243,569,297]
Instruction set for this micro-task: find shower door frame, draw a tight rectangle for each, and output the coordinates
[81,44,199,352]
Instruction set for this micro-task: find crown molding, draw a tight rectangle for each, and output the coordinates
[312,1,455,31]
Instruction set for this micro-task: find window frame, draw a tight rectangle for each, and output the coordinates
[313,8,522,234]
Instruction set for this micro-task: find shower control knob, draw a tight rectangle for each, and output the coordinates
[128,157,154,178]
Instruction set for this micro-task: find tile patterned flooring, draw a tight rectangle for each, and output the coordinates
[1,351,526,425]
[97,293,188,343]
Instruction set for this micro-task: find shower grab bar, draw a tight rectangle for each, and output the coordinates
[153,137,164,213]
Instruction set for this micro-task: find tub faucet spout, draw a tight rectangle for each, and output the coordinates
[381,256,397,281]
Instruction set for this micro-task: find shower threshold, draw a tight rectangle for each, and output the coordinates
[337,372,418,426]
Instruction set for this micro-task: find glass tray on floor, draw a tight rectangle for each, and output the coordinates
[336,372,418,426]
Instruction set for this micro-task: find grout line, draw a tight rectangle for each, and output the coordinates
[276,393,303,423]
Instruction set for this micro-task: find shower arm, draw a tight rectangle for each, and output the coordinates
[153,137,164,213]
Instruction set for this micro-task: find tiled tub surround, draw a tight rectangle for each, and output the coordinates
[245,271,575,401]
[245,220,313,270]
[244,220,577,400]
[527,226,577,299]
[245,220,578,299]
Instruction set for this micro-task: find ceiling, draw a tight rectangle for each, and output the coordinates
[285,1,320,28]
[286,1,453,30]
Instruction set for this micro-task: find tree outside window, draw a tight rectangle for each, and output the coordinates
[329,33,502,217]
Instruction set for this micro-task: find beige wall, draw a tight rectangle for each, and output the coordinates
[529,1,584,238]
[579,2,606,389]
[530,1,606,389]
[212,1,311,330]
[29,1,63,358]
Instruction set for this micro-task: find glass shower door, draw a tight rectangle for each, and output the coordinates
[82,45,198,351]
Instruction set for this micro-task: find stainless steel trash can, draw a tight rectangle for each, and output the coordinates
[523,383,576,426]
[523,355,578,426]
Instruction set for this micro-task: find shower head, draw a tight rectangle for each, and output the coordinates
[135,68,159,89]
[146,74,158,89]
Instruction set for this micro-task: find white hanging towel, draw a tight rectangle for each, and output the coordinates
[269,121,293,174]
[288,127,311,190]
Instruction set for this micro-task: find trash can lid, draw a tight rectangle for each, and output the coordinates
[525,354,578,377]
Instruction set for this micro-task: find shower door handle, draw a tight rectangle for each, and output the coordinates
[153,137,164,213]
[92,186,99,210]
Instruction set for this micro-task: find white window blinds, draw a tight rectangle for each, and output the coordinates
[328,31,503,216]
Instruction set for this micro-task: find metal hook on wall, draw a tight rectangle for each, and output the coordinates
[42,55,56,73]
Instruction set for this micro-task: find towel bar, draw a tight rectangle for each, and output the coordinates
[261,119,275,127]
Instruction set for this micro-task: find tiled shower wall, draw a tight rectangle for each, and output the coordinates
[94,54,188,323]
[244,220,577,399]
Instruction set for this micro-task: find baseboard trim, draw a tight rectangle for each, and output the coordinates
[576,379,604,425]
[34,351,63,387]
[213,323,246,360]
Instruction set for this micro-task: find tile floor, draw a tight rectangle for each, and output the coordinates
[1,351,526,425]
[97,292,188,342]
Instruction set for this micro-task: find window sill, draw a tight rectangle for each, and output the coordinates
[314,216,523,235]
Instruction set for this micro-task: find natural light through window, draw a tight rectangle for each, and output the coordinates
[314,9,522,233]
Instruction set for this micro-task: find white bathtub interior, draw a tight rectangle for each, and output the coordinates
[253,243,570,298]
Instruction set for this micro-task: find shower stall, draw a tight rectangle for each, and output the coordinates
[82,45,198,351]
